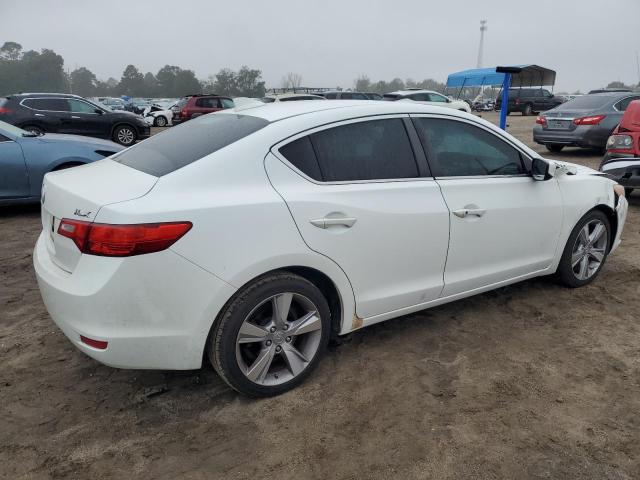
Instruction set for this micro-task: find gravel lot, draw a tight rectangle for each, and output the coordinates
[1,112,639,479]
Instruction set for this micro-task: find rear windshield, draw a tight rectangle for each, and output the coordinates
[555,95,611,110]
[0,98,7,108]
[176,97,189,107]
[115,113,269,176]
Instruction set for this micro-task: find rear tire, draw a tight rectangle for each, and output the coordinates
[522,104,533,116]
[154,116,167,127]
[546,144,564,153]
[112,124,137,146]
[209,272,331,397]
[556,210,610,288]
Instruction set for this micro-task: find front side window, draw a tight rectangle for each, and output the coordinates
[279,118,420,182]
[68,99,98,113]
[414,117,525,177]
[196,97,219,108]
[341,92,354,100]
[324,92,337,99]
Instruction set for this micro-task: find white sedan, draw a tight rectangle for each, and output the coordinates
[34,100,628,397]
[385,89,471,112]
[142,103,174,127]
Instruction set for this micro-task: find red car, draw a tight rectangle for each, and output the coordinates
[600,100,640,194]
[171,94,234,125]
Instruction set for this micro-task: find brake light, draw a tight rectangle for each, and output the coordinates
[535,116,547,125]
[57,219,192,257]
[181,108,188,117]
[0,107,11,114]
[573,115,606,126]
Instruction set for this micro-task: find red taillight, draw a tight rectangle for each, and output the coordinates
[535,116,547,125]
[0,107,11,114]
[181,108,188,117]
[80,335,108,350]
[573,115,606,126]
[57,219,192,257]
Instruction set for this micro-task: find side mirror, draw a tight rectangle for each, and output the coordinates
[532,157,554,181]
[94,109,103,115]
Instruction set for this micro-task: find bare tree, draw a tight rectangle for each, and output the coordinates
[281,72,303,90]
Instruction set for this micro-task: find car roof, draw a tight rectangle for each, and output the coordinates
[263,93,326,99]
[10,93,84,98]
[387,89,439,95]
[226,99,463,123]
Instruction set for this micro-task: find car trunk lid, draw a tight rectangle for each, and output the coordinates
[41,159,158,273]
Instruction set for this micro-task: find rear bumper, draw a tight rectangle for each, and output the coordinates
[533,125,607,148]
[33,232,236,370]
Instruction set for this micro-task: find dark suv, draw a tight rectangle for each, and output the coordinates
[495,88,563,116]
[171,94,234,125]
[0,93,150,146]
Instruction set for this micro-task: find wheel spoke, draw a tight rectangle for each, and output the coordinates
[571,251,583,268]
[578,225,589,247]
[589,248,605,263]
[238,322,269,344]
[589,223,605,244]
[288,311,321,337]
[282,343,309,377]
[578,255,589,279]
[272,293,292,329]
[246,346,276,383]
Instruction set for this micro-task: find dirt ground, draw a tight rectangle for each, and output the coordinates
[1,112,639,479]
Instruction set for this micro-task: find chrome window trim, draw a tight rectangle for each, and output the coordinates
[613,96,640,112]
[271,113,434,186]
[20,97,70,113]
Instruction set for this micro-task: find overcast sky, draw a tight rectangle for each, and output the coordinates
[1,0,638,93]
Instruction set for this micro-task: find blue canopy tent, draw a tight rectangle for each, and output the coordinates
[446,65,556,130]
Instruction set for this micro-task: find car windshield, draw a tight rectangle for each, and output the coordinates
[114,113,270,176]
[555,95,612,111]
[0,119,33,137]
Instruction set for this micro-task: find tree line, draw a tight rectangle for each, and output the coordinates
[0,41,266,98]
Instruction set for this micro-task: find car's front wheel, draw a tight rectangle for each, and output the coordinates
[557,210,610,288]
[209,272,331,397]
[113,125,137,146]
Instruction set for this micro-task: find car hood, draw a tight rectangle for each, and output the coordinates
[34,133,123,150]
[105,110,145,121]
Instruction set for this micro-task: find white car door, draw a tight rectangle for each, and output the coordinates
[265,116,450,319]
[412,115,563,297]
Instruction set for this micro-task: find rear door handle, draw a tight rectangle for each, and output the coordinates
[310,217,357,229]
[71,115,81,119]
[35,113,45,117]
[453,208,486,218]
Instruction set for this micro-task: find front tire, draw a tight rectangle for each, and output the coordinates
[209,272,331,397]
[113,124,137,146]
[557,210,610,288]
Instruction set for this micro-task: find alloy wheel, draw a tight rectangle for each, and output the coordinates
[571,219,608,281]
[235,292,322,386]
[117,128,135,145]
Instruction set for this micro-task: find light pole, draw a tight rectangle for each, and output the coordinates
[477,20,487,69]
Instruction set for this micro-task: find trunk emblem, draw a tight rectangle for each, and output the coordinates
[74,209,92,218]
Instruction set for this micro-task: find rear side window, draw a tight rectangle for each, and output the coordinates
[325,92,337,99]
[115,114,269,176]
[280,118,419,182]
[195,97,220,108]
[414,117,524,177]
[279,136,323,181]
[22,98,69,111]
[615,96,640,112]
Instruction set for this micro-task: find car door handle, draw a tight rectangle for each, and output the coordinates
[453,208,486,218]
[35,113,45,117]
[310,217,357,229]
[71,115,81,119]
